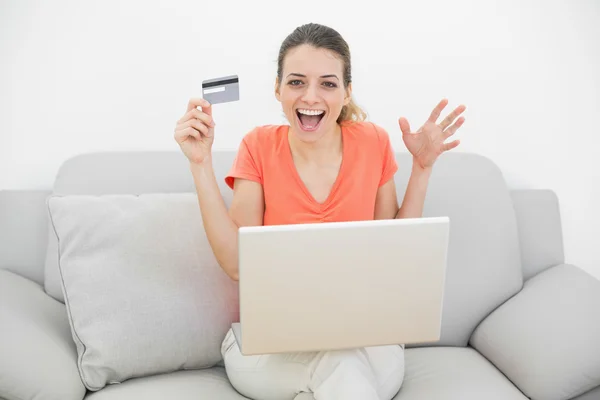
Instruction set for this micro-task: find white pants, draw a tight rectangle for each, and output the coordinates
[221,328,405,400]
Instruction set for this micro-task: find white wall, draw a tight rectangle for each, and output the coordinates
[2,0,599,278]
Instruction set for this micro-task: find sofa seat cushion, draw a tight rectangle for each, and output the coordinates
[394,347,527,399]
[291,347,528,400]
[0,269,86,400]
[84,368,248,399]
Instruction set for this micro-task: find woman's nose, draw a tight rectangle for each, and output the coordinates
[301,85,319,104]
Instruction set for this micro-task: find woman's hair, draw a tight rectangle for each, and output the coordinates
[276,23,367,124]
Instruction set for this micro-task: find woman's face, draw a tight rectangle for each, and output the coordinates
[275,44,351,143]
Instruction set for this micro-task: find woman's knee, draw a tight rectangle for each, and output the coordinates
[369,345,404,400]
[225,356,313,400]
[221,330,313,400]
[310,348,377,392]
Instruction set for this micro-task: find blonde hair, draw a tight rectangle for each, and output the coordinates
[277,23,367,125]
[338,97,367,123]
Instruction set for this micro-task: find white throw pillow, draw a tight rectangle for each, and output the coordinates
[46,193,239,391]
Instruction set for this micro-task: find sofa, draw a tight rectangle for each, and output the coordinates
[1,149,599,400]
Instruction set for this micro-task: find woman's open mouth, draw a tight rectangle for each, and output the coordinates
[296,108,325,132]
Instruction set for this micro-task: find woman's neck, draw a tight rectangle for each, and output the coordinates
[288,124,343,164]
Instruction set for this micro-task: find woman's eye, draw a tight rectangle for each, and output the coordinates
[323,81,338,88]
[288,80,302,86]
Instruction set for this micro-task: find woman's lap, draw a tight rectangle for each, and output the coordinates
[221,328,405,400]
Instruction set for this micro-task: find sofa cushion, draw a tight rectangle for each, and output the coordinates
[394,152,523,346]
[47,193,239,391]
[43,151,235,302]
[83,368,248,399]
[0,269,86,400]
[470,263,600,400]
[393,347,527,399]
[288,347,528,400]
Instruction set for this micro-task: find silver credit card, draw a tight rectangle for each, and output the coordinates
[202,75,239,105]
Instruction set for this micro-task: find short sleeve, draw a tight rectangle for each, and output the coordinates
[224,136,262,189]
[374,123,399,187]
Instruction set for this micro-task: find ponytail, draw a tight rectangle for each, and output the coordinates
[337,97,367,123]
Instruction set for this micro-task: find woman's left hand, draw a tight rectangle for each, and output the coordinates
[399,99,466,170]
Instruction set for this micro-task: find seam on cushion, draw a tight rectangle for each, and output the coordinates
[1,389,25,400]
[564,380,600,400]
[47,195,98,391]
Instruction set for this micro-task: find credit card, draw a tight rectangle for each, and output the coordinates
[202,75,239,105]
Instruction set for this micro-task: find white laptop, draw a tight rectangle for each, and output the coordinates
[232,216,449,356]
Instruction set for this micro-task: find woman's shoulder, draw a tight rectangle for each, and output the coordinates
[343,120,393,148]
[241,124,288,149]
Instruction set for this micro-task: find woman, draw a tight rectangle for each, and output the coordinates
[174,22,465,400]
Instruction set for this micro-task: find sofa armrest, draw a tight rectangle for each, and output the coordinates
[470,264,600,400]
[0,189,52,285]
[510,189,565,280]
[0,269,86,400]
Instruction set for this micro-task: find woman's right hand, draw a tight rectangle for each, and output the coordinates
[174,98,215,165]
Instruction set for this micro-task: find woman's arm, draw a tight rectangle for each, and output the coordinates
[378,98,464,219]
[190,158,264,281]
[376,97,465,220]
[396,161,432,219]
[374,161,432,220]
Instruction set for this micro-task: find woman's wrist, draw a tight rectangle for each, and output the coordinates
[189,157,216,186]
[189,156,213,172]
[411,159,433,177]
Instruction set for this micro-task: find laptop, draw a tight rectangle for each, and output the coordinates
[232,216,449,356]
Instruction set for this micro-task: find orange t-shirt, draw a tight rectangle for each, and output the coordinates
[225,121,398,226]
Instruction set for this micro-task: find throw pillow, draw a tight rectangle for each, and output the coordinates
[46,193,239,391]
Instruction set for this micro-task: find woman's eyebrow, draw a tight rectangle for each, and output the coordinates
[286,73,340,80]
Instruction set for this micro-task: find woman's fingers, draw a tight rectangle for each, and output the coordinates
[427,99,449,124]
[185,118,210,136]
[439,105,466,130]
[175,126,200,142]
[178,108,214,127]
[443,116,465,139]
[442,139,461,152]
[175,120,209,141]
[187,97,212,115]
[398,117,411,135]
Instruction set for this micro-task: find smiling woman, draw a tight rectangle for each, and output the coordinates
[174,21,467,400]
[274,24,366,138]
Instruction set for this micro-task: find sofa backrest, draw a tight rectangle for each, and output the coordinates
[43,149,523,347]
[0,190,52,285]
[510,189,565,280]
[393,153,523,346]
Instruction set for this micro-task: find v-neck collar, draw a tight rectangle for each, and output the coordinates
[284,124,347,207]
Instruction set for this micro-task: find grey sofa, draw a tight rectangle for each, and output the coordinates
[1,149,599,400]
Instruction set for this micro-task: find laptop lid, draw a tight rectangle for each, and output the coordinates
[236,217,449,355]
